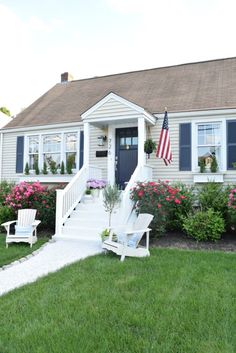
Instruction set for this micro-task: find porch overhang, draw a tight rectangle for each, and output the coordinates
[81,92,156,126]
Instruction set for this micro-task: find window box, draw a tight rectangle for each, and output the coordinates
[193,173,224,183]
[19,175,75,184]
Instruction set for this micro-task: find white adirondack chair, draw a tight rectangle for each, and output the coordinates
[2,209,41,248]
[102,213,154,261]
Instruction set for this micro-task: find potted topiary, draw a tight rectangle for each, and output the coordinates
[144,139,156,158]
[66,154,75,174]
[199,158,206,173]
[33,157,40,175]
[210,155,218,173]
[42,161,48,175]
[103,184,121,227]
[60,161,65,175]
[24,162,30,175]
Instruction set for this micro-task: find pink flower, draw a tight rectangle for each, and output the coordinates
[174,199,181,204]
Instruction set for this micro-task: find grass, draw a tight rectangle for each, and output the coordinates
[0,233,50,267]
[0,248,235,353]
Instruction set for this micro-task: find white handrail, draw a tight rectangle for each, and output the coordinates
[118,164,153,224]
[55,165,103,235]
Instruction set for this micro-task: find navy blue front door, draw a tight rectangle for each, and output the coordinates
[115,128,138,189]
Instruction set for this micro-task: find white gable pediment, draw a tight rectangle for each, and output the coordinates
[81,92,155,124]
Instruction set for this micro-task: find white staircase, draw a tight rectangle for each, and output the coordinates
[54,195,116,245]
[54,164,153,244]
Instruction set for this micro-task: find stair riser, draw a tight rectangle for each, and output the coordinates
[62,227,102,238]
[54,234,102,245]
[65,218,108,228]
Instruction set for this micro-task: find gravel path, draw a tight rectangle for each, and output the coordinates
[0,239,102,297]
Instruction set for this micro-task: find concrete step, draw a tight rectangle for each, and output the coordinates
[71,208,107,218]
[64,217,108,228]
[76,201,104,211]
[54,233,102,245]
[62,225,104,237]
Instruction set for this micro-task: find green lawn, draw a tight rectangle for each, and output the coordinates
[0,233,49,267]
[0,248,235,353]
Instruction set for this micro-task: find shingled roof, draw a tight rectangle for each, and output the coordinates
[5,57,236,129]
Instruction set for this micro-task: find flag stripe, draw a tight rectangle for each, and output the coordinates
[156,111,172,165]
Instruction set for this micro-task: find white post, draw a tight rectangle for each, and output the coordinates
[138,117,146,166]
[55,189,64,235]
[107,125,115,185]
[83,122,90,166]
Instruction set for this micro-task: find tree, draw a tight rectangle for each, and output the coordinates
[0,107,11,116]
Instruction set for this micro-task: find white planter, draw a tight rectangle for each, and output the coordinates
[193,173,224,183]
[91,189,100,198]
[83,194,93,204]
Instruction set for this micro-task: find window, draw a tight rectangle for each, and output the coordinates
[27,132,79,172]
[197,123,221,169]
[65,133,77,169]
[43,134,61,167]
[28,136,39,169]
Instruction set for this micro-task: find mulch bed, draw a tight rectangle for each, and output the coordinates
[150,232,236,252]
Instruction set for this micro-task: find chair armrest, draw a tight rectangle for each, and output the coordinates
[1,220,17,227]
[124,228,151,235]
[32,220,41,227]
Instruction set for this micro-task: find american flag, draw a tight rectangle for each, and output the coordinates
[156,110,172,165]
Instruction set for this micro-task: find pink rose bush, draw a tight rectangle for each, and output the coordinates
[4,182,59,230]
[130,180,194,235]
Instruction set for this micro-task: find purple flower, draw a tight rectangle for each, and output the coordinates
[87,179,107,189]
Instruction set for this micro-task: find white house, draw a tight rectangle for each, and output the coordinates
[1,58,236,238]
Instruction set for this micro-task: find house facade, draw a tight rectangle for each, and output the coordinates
[1,57,236,187]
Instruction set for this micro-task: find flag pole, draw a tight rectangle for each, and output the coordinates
[165,106,167,112]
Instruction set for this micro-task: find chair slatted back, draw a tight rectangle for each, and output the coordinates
[132,213,154,246]
[18,209,36,227]
[133,213,153,232]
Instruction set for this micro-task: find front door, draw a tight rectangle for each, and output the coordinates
[115,127,138,188]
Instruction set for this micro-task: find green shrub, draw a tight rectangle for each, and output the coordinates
[183,209,225,241]
[0,206,15,230]
[0,181,14,205]
[198,182,228,217]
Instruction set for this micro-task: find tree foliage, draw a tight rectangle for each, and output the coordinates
[0,107,11,116]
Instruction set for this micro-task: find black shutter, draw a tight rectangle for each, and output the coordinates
[79,130,84,169]
[227,120,236,170]
[179,123,191,171]
[16,136,24,173]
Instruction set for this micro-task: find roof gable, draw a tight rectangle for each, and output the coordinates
[81,92,155,123]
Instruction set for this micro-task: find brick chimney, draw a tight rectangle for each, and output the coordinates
[61,72,74,83]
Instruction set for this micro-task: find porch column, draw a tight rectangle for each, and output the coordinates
[138,117,146,166]
[107,125,115,185]
[83,122,90,166]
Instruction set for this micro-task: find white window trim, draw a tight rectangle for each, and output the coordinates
[25,130,81,173]
[192,118,226,173]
